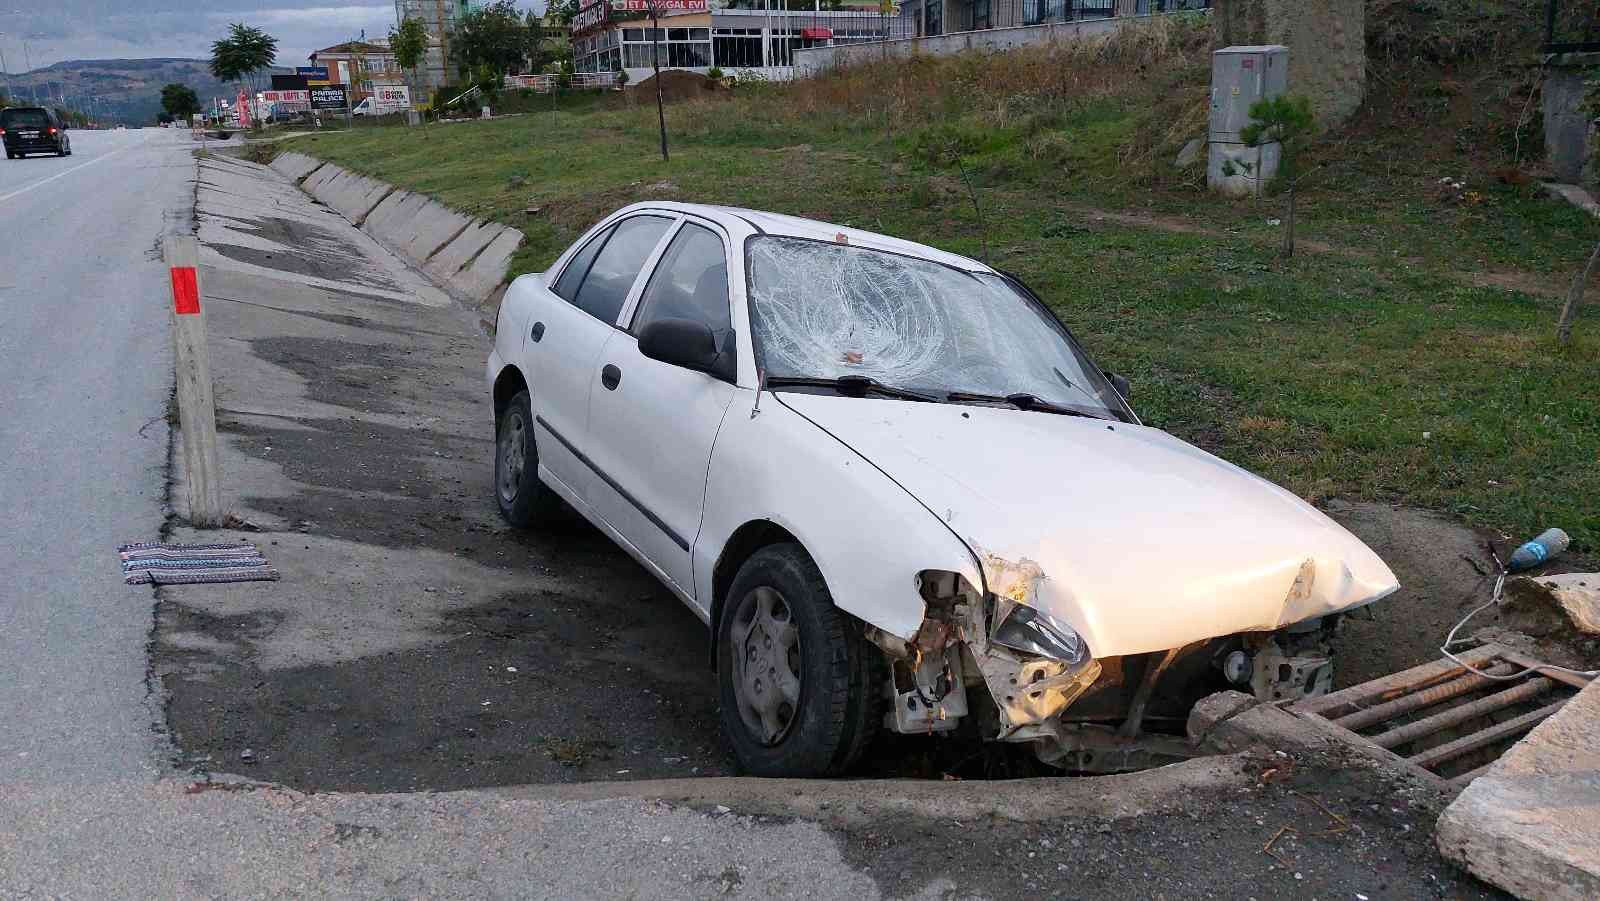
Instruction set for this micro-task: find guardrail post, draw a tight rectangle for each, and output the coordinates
[163,234,224,527]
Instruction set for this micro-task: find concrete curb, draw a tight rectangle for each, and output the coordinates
[1188,690,1449,797]
[269,153,522,306]
[485,753,1260,827]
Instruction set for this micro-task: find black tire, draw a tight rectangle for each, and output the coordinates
[717,543,880,777]
[493,389,563,528]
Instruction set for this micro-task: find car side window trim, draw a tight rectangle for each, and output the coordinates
[565,214,678,327]
[552,224,615,303]
[608,215,685,328]
[620,214,731,333]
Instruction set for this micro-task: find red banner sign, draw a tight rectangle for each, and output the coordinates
[613,0,707,10]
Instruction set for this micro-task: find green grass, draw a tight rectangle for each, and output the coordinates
[280,46,1600,553]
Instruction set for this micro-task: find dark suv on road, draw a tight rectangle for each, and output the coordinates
[1,107,72,159]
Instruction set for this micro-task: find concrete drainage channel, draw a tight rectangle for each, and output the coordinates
[268,151,520,314]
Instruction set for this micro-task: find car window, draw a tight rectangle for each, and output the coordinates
[1,109,50,128]
[633,223,731,348]
[571,215,672,325]
[552,224,613,302]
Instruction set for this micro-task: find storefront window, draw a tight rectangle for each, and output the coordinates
[713,28,764,68]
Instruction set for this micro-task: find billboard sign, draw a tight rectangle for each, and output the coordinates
[578,0,704,33]
[573,0,609,33]
[309,85,349,110]
[371,85,413,113]
[297,66,329,79]
[261,90,311,103]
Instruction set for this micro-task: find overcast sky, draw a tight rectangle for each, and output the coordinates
[0,2,542,72]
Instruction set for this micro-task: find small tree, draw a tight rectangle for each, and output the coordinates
[210,23,278,128]
[161,83,201,121]
[390,17,429,112]
[453,0,535,82]
[1234,94,1315,257]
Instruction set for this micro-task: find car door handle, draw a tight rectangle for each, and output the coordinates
[530,321,545,342]
[601,364,622,391]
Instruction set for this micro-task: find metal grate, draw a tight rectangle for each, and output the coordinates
[1290,643,1589,788]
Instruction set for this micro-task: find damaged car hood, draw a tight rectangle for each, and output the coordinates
[780,394,1400,657]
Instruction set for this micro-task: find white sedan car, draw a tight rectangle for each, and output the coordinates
[487,202,1399,776]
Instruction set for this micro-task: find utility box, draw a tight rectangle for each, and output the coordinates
[1208,45,1288,196]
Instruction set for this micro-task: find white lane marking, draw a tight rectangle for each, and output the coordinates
[0,140,141,204]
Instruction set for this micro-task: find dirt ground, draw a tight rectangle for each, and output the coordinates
[830,751,1506,900]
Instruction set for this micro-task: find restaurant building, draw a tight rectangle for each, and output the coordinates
[571,0,913,80]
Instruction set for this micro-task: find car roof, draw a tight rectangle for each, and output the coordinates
[614,201,994,274]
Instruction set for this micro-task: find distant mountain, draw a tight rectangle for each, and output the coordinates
[1,59,292,125]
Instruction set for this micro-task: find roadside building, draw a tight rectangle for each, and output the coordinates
[571,0,912,80]
[309,40,406,106]
[394,0,483,95]
[895,0,1205,37]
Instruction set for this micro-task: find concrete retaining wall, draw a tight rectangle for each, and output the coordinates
[269,153,524,307]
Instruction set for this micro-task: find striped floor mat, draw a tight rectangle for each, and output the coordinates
[119,542,281,585]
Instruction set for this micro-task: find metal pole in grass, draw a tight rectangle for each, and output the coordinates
[650,0,668,162]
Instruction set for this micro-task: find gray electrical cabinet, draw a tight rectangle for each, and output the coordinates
[1208,45,1289,196]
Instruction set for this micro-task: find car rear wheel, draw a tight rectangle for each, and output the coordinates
[717,543,880,777]
[494,389,563,528]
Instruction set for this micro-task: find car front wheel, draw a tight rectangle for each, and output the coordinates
[717,543,879,777]
[494,389,563,528]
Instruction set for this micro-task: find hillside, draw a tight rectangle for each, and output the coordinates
[1,59,292,125]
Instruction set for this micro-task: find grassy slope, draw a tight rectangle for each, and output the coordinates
[280,7,1600,551]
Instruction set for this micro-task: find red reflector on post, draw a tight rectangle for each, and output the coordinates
[170,267,201,314]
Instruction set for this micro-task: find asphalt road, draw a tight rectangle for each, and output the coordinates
[0,127,193,783]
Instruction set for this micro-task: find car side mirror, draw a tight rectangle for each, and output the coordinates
[1105,370,1131,399]
[639,318,720,374]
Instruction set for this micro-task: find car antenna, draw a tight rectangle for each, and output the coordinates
[950,148,991,265]
[751,368,766,419]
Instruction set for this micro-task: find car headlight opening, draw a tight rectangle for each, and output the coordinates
[991,603,1087,664]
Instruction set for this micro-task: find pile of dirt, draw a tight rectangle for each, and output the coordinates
[626,69,724,105]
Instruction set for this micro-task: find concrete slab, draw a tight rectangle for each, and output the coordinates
[299,161,343,197]
[268,151,322,182]
[313,169,395,226]
[361,188,428,245]
[450,226,524,303]
[1436,677,1600,900]
[423,219,507,284]
[398,197,476,264]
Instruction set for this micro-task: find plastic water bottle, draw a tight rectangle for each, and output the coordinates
[1507,528,1570,572]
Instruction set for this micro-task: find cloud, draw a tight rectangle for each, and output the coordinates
[2,2,546,70]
